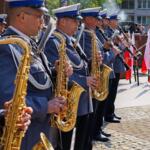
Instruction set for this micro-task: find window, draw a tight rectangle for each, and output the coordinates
[120,0,134,9]
[128,16,134,22]
[137,0,150,9]
[143,16,146,24]
[137,16,141,23]
[121,0,128,9]
[147,16,150,24]
[129,0,134,9]
[138,0,142,8]
[148,0,150,8]
[137,16,150,25]
[143,0,147,8]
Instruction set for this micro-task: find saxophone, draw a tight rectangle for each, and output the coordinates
[85,30,112,101]
[0,36,31,150]
[32,132,54,150]
[50,31,85,132]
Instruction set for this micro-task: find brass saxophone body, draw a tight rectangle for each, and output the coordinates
[50,32,85,132]
[0,37,31,150]
[32,133,54,150]
[85,30,112,101]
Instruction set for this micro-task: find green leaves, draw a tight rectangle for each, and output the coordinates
[45,0,124,14]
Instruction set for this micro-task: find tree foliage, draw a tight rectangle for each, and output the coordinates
[46,0,124,14]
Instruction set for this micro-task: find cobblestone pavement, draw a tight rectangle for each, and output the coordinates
[93,105,150,150]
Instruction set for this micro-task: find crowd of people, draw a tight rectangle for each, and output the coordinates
[0,0,136,150]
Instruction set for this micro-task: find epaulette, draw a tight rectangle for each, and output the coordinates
[49,35,55,39]
[49,34,61,44]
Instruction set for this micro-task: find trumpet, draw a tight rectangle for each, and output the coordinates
[98,27,130,71]
[118,25,142,59]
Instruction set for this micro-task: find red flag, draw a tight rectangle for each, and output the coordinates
[141,58,147,74]
[124,50,132,80]
[124,32,134,80]
[144,29,150,70]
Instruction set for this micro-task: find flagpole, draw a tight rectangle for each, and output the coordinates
[136,59,140,86]
[148,69,150,83]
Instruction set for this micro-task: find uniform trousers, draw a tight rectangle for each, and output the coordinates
[91,78,113,138]
[92,99,106,138]
[0,115,4,136]
[60,114,92,150]
[105,73,120,119]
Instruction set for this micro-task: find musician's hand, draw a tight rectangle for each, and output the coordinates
[55,60,73,77]
[86,76,99,90]
[124,41,130,48]
[64,61,73,77]
[17,107,32,131]
[112,46,121,56]
[48,97,67,114]
[103,41,112,49]
[4,101,33,131]
[113,35,122,45]
[97,51,103,65]
[4,100,13,116]
[54,60,59,72]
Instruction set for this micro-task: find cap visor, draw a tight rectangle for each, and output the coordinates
[104,17,110,19]
[38,7,49,13]
[76,15,83,20]
[97,16,102,20]
[3,21,7,25]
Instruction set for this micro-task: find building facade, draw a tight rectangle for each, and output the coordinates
[0,0,8,14]
[120,0,150,25]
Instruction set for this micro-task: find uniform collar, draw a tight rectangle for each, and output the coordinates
[56,29,73,46]
[8,26,31,43]
[5,26,39,55]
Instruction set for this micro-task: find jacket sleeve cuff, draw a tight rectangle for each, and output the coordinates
[26,96,48,122]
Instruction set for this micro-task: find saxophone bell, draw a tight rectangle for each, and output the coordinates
[50,32,85,132]
[32,132,54,150]
[84,30,112,101]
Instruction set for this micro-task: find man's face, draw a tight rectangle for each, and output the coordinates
[103,18,109,26]
[97,19,103,27]
[19,7,44,36]
[84,16,98,29]
[62,17,79,36]
[110,19,118,29]
[0,23,6,34]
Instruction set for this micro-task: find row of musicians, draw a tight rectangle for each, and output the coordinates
[0,1,128,150]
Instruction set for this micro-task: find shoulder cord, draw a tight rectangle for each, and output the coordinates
[9,44,52,90]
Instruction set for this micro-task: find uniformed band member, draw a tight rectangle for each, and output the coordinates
[44,4,101,150]
[0,0,130,149]
[0,0,72,150]
[93,9,121,142]
[0,12,32,139]
[104,14,126,122]
[79,8,113,143]
[0,14,7,34]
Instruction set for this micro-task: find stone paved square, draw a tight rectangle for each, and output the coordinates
[93,76,150,150]
[93,105,150,150]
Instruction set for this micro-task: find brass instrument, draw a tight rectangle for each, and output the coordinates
[32,133,54,150]
[50,31,85,132]
[118,25,142,58]
[85,30,112,101]
[0,37,31,150]
[98,28,130,70]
